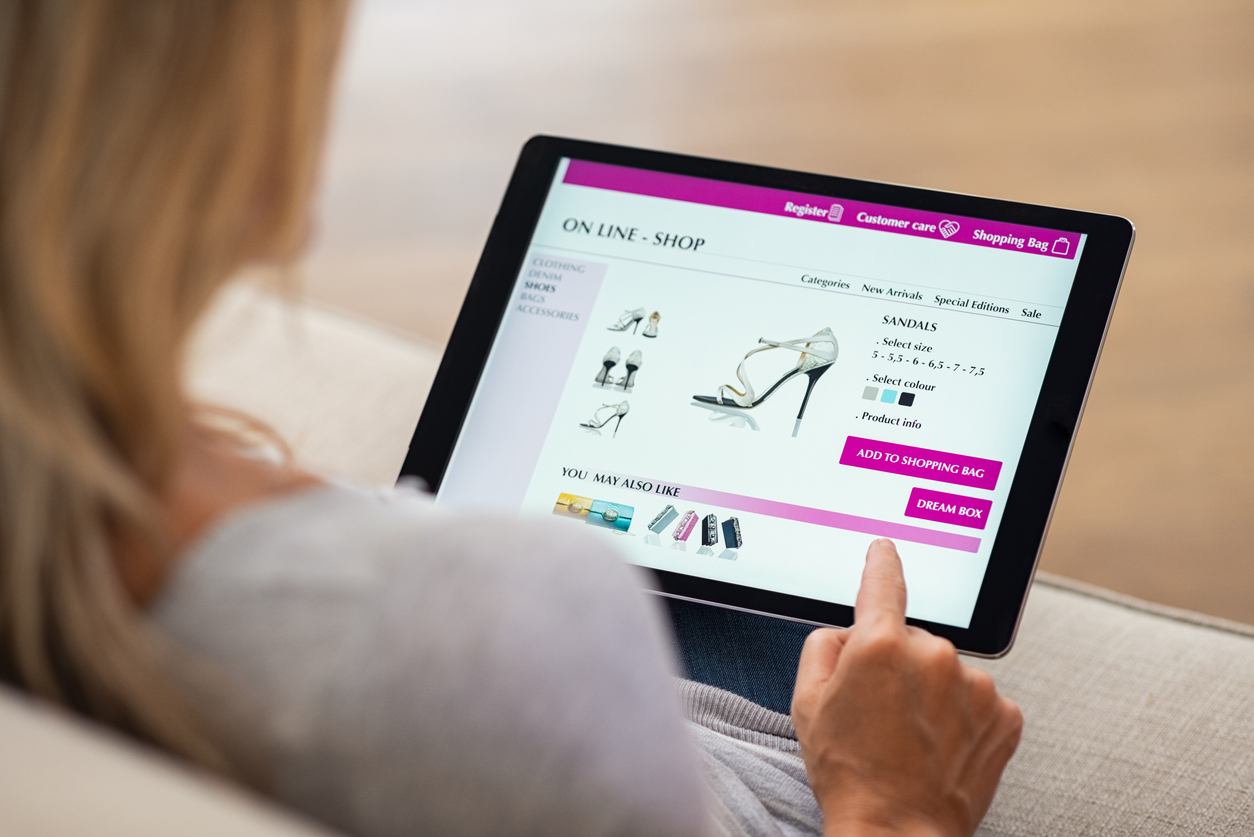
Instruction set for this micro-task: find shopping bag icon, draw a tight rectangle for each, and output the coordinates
[1051,237,1070,256]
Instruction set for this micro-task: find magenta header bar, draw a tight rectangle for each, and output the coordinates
[564,159,1079,260]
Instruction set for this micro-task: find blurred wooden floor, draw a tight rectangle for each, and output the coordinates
[302,0,1254,623]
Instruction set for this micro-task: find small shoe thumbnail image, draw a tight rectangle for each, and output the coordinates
[579,400,629,437]
[593,346,642,391]
[608,307,661,338]
[643,504,742,557]
[553,493,634,532]
[692,327,837,437]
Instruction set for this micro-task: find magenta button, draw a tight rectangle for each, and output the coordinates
[905,488,992,530]
[839,436,1002,490]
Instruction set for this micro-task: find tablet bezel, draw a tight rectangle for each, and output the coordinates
[399,135,1134,657]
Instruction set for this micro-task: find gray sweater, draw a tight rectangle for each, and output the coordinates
[151,485,821,837]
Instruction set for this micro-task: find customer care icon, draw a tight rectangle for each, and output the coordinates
[580,401,630,436]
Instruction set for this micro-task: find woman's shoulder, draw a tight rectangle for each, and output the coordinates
[161,482,646,614]
[149,483,711,837]
[151,482,671,692]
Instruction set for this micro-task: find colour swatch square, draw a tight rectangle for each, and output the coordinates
[899,392,916,407]
[862,386,879,401]
[881,389,898,404]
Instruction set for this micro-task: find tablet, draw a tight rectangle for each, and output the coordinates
[399,136,1134,656]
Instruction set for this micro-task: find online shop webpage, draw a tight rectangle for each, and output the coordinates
[437,158,1085,628]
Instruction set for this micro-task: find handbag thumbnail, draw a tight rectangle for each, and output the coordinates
[672,510,698,541]
[647,504,679,534]
[701,514,719,546]
[553,493,593,518]
[587,499,634,531]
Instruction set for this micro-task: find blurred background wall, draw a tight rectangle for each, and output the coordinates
[299,0,1254,623]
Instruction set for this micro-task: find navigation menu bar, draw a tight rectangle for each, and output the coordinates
[564,159,1082,261]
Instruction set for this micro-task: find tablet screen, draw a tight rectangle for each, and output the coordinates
[435,158,1086,629]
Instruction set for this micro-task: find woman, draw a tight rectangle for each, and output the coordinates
[0,3,1022,836]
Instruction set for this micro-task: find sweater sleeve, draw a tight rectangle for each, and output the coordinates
[155,487,715,837]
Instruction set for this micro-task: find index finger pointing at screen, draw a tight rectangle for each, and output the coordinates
[854,538,908,628]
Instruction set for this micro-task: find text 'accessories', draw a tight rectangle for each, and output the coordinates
[672,510,698,541]
[553,493,593,517]
[701,514,719,546]
[693,327,838,433]
[721,517,743,548]
[580,400,630,436]
[608,307,646,333]
[588,500,634,531]
[596,347,620,386]
[618,350,642,389]
[642,311,660,338]
[648,505,679,534]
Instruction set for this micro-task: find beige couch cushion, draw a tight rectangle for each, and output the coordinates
[3,285,1251,836]
[975,578,1254,835]
[0,685,336,837]
[187,282,440,488]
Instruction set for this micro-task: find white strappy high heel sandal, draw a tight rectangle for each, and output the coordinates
[693,327,837,428]
[580,401,630,436]
[608,308,646,333]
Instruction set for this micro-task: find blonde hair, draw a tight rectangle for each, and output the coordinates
[0,0,347,778]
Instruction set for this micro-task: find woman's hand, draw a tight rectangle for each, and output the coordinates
[791,539,1022,837]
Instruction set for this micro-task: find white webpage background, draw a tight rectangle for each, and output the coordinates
[441,165,1084,628]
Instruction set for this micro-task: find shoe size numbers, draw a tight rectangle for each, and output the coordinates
[872,350,986,376]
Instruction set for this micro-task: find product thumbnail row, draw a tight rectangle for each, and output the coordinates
[550,492,744,550]
[646,505,743,548]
